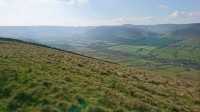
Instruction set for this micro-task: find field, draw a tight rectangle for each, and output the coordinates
[0,38,200,112]
[108,45,156,56]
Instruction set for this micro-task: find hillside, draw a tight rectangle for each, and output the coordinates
[0,38,199,112]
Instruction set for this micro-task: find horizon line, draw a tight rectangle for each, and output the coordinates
[0,22,199,27]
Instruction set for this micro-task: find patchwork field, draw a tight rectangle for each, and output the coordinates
[108,45,156,56]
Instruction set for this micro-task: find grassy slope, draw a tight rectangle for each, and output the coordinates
[0,39,200,112]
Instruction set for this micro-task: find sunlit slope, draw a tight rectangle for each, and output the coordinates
[0,38,199,112]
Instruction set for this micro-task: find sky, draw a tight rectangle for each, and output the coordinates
[0,0,200,26]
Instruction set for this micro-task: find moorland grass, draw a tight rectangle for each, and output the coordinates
[0,39,199,112]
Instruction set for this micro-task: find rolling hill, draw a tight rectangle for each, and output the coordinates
[0,38,199,112]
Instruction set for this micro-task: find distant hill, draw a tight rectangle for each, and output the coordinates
[0,23,199,42]
[0,38,199,112]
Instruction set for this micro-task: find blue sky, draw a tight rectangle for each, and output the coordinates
[0,0,200,26]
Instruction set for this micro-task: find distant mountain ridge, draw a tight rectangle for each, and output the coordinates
[0,23,199,41]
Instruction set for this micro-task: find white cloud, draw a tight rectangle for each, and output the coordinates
[58,0,89,5]
[161,10,200,24]
[77,0,88,5]
[110,16,153,25]
[169,10,200,18]
[0,0,88,6]
[60,0,76,5]
[159,4,169,10]
[0,0,90,26]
